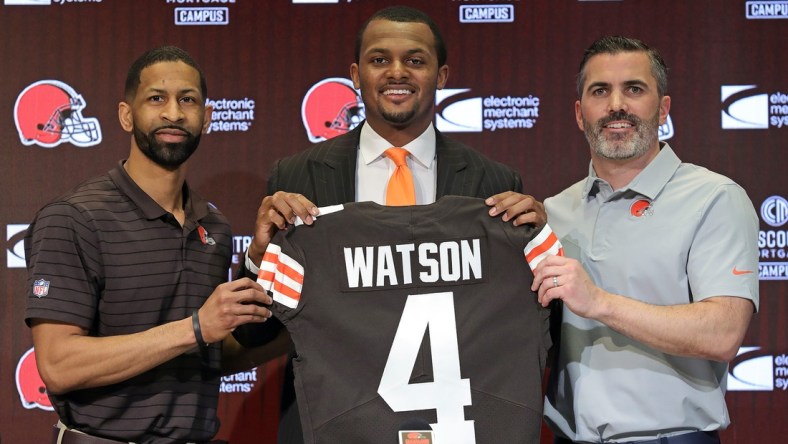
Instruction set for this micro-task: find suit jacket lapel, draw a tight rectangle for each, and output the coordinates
[308,125,361,205]
[435,131,484,198]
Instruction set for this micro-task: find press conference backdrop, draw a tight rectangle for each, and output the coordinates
[1,1,785,443]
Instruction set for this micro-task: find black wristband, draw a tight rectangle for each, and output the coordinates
[192,310,209,348]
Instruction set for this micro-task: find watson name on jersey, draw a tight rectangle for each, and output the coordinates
[258,196,562,444]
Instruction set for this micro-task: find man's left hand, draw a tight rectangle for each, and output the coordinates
[486,191,546,227]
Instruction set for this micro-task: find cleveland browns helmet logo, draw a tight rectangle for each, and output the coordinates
[14,80,102,148]
[301,77,365,143]
[15,347,53,411]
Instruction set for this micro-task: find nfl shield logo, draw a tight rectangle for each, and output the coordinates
[33,279,50,297]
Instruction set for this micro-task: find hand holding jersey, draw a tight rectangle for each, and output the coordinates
[248,191,320,267]
[248,189,546,272]
[196,278,273,344]
[255,196,561,444]
[485,190,546,227]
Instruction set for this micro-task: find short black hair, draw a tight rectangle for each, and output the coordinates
[124,46,207,101]
[577,36,668,99]
[355,5,447,67]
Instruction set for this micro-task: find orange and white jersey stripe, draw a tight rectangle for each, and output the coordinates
[523,224,563,270]
[258,243,305,309]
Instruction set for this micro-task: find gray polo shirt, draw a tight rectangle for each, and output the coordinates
[543,144,759,443]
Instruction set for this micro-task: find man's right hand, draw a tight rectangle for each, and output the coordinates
[198,278,274,344]
[249,191,319,265]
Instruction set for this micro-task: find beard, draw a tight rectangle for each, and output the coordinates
[133,125,201,169]
[583,108,661,160]
[378,97,419,126]
[381,108,417,125]
[371,81,423,127]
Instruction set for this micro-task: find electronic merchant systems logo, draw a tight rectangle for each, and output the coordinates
[721,85,788,129]
[746,1,788,19]
[435,88,540,133]
[206,97,255,133]
[727,347,788,392]
[459,4,514,23]
[220,369,257,394]
[7,224,29,269]
[759,195,788,280]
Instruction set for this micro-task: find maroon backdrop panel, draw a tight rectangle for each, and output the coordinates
[1,1,785,443]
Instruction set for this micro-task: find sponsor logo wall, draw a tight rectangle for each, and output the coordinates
[1,1,785,443]
[745,1,788,19]
[760,195,788,280]
[722,85,788,129]
[207,97,256,133]
[7,224,28,268]
[729,346,788,392]
[436,89,542,132]
[459,4,514,23]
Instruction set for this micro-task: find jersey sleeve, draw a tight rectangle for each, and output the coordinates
[687,183,759,310]
[24,202,101,329]
[235,234,305,345]
[523,223,564,271]
[257,233,306,319]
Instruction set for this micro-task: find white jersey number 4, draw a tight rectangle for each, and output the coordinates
[377,292,476,444]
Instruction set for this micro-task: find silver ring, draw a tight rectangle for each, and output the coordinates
[552,276,559,288]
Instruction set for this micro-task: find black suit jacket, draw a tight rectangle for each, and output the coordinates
[234,123,522,444]
[266,123,522,206]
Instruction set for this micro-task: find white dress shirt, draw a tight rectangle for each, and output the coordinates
[357,122,437,205]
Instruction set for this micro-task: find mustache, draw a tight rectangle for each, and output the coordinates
[151,125,195,137]
[597,111,641,127]
[384,80,414,87]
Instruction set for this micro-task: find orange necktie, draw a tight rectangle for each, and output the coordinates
[384,147,416,206]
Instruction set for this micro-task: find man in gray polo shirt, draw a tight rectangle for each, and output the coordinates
[531,36,759,444]
[25,46,277,443]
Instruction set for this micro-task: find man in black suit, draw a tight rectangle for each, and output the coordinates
[235,6,546,443]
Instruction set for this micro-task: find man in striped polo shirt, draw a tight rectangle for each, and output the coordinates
[25,46,276,444]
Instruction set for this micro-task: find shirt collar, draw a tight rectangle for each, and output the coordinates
[108,160,208,221]
[359,122,436,168]
[582,142,682,201]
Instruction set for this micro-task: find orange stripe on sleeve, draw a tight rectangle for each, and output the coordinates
[278,262,304,285]
[525,231,561,263]
[258,269,276,282]
[273,279,302,301]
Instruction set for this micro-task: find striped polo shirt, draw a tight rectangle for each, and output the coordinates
[25,161,233,443]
